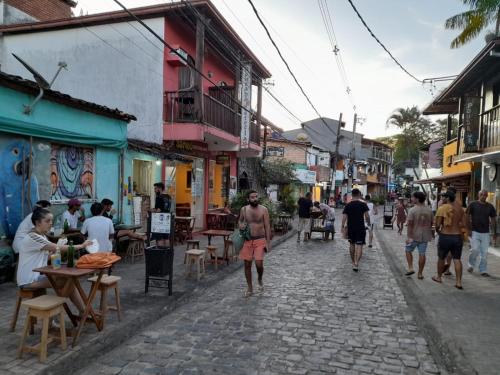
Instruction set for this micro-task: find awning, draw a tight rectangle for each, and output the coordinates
[414,171,471,192]
[454,150,500,164]
[414,171,471,184]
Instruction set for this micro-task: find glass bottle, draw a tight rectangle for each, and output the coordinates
[63,219,69,234]
[67,241,75,268]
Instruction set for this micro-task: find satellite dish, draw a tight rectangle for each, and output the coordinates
[12,53,50,90]
[296,132,308,141]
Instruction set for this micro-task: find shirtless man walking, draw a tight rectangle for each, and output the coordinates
[432,191,466,289]
[238,190,272,297]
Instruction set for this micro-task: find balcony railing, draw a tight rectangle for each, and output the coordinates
[165,90,260,145]
[480,104,500,149]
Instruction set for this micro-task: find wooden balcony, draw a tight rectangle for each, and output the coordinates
[164,90,259,145]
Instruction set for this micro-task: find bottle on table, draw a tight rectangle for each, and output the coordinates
[67,241,75,268]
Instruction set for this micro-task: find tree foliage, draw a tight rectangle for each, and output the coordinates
[445,0,500,48]
[384,106,446,176]
[260,158,297,187]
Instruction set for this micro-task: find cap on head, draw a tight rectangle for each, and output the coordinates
[68,198,81,207]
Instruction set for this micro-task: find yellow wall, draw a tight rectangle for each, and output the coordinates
[209,164,224,208]
[175,163,192,204]
[443,141,473,175]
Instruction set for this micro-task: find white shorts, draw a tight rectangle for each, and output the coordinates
[298,217,310,231]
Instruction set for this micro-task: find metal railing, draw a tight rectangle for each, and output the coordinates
[480,104,500,149]
[164,90,260,145]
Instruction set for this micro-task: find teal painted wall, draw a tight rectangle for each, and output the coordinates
[0,85,129,238]
[0,86,127,147]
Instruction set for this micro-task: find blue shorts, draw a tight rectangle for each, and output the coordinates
[405,240,428,255]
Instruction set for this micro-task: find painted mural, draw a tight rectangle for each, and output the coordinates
[50,144,95,201]
[0,139,40,238]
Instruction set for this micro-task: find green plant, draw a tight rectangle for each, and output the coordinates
[230,190,278,224]
[279,185,297,216]
[260,159,297,187]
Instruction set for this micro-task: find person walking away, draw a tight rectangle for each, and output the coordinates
[466,190,497,277]
[365,195,378,248]
[341,189,370,272]
[432,191,466,289]
[405,191,433,279]
[238,190,271,297]
[297,192,313,242]
[442,187,462,276]
[394,198,407,235]
[80,202,115,252]
[151,182,171,247]
[429,193,438,216]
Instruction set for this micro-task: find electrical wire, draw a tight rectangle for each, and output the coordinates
[247,0,333,132]
[346,0,423,83]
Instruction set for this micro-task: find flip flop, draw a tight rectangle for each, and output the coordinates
[455,285,463,290]
[244,290,253,297]
[417,275,424,280]
[405,271,415,276]
[431,276,442,283]
[444,271,452,276]
[352,265,359,272]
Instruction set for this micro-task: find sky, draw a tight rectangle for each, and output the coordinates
[74,0,488,138]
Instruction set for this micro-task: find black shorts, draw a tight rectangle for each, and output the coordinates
[151,233,170,241]
[348,230,366,245]
[438,234,463,260]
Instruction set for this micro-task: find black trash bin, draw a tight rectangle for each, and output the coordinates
[145,246,174,295]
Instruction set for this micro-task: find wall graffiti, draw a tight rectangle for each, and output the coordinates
[0,140,40,238]
[50,144,95,201]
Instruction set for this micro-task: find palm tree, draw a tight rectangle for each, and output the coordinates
[445,0,500,48]
[386,106,436,193]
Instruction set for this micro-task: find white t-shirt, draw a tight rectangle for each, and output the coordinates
[367,202,376,224]
[17,232,51,286]
[81,216,114,252]
[12,213,34,254]
[62,210,81,229]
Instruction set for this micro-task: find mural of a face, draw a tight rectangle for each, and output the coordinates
[0,140,40,238]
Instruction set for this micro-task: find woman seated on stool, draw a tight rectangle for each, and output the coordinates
[17,207,92,315]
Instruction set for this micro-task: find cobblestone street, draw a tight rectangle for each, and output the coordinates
[76,233,441,375]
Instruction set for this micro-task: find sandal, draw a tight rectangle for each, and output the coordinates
[244,290,253,297]
[455,285,463,290]
[405,271,415,276]
[431,276,442,284]
[417,275,424,280]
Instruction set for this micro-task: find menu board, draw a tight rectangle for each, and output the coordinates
[150,213,171,234]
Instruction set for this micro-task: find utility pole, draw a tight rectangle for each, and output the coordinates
[331,113,343,199]
[347,113,357,199]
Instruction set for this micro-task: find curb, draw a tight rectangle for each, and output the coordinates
[44,229,297,375]
[375,229,477,375]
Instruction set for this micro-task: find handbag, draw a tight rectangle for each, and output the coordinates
[232,207,251,252]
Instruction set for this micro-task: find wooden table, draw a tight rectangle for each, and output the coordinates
[174,217,195,244]
[114,224,142,231]
[33,264,115,346]
[200,229,233,245]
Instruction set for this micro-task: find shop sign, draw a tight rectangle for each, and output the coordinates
[216,155,230,164]
[175,141,193,151]
[266,146,284,157]
[463,94,481,152]
[294,169,316,184]
[240,63,252,149]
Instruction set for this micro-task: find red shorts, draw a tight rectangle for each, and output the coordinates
[239,238,267,261]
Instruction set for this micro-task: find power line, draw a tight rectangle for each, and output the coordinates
[346,0,423,83]
[247,0,332,130]
[111,0,255,118]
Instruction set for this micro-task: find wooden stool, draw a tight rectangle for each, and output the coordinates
[205,245,219,270]
[184,240,200,264]
[87,275,122,324]
[224,239,237,263]
[185,249,205,281]
[10,287,46,333]
[126,239,144,264]
[17,295,67,363]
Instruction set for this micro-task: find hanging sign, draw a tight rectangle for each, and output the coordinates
[240,63,252,149]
